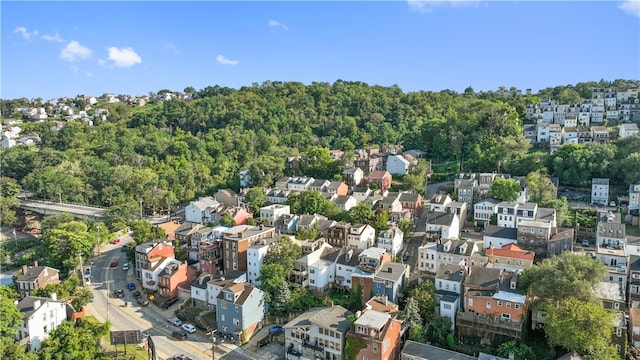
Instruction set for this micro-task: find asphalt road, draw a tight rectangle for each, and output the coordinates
[85,236,248,360]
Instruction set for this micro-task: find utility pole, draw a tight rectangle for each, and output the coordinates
[96,225,101,255]
[208,329,217,360]
[57,192,62,203]
[139,198,144,219]
[78,253,85,287]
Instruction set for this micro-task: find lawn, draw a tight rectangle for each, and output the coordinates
[627,224,640,237]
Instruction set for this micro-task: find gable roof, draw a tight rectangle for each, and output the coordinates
[284,305,352,333]
[368,170,390,179]
[17,266,58,282]
[401,340,476,360]
[486,243,535,261]
[465,266,502,288]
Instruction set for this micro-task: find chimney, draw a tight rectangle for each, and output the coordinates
[22,265,28,275]
[382,294,388,306]
[51,293,57,301]
[33,261,38,267]
[356,310,362,318]
[33,300,41,309]
[387,266,392,273]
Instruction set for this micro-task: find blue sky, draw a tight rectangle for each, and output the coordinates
[2,1,639,100]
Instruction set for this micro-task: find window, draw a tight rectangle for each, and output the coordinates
[443,303,452,310]
[310,279,315,284]
[372,343,378,353]
[506,302,511,308]
[617,328,622,337]
[221,302,227,309]
[235,306,240,312]
[486,301,492,309]
[502,313,511,320]
[221,314,225,321]
[468,298,473,306]
[514,304,521,310]
[310,269,315,274]
[497,301,503,307]
[233,318,240,326]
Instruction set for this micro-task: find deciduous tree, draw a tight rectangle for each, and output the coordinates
[490,177,521,202]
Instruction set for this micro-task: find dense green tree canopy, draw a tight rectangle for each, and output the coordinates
[490,177,521,202]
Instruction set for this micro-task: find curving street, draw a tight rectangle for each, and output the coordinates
[84,236,254,360]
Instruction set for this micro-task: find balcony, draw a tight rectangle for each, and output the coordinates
[292,269,308,276]
[303,340,324,352]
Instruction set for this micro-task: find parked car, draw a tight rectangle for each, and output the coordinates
[122,263,130,271]
[171,330,187,340]
[581,239,590,247]
[127,282,136,290]
[84,268,91,280]
[167,317,183,327]
[121,245,128,252]
[258,337,270,347]
[114,289,125,298]
[137,298,149,307]
[402,253,409,262]
[268,325,284,335]
[110,238,121,244]
[181,323,196,333]
[173,354,192,360]
[133,290,142,298]
[110,261,118,268]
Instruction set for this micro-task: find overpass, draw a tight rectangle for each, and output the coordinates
[19,199,107,221]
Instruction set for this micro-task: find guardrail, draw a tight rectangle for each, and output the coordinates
[20,198,109,209]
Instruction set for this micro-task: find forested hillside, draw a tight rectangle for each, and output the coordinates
[1,79,639,227]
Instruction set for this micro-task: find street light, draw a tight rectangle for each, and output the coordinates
[208,329,218,360]
[96,225,102,255]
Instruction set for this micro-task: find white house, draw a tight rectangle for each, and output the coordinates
[140,257,181,292]
[15,294,67,351]
[377,226,404,257]
[286,177,315,192]
[620,123,639,138]
[425,211,460,240]
[496,202,519,228]
[333,195,358,211]
[630,184,640,215]
[307,246,342,295]
[247,238,274,286]
[259,204,290,226]
[386,154,411,175]
[473,198,499,230]
[434,264,465,330]
[417,242,438,273]
[191,273,246,310]
[184,196,221,224]
[347,224,376,249]
[592,178,610,206]
[239,169,251,188]
[483,226,518,250]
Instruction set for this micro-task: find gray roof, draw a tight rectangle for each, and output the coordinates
[333,195,352,205]
[343,167,360,175]
[354,309,389,330]
[375,262,407,282]
[284,305,353,333]
[592,178,610,185]
[465,266,502,288]
[310,179,329,188]
[401,340,476,360]
[426,212,456,226]
[17,296,64,319]
[336,248,364,267]
[630,255,640,272]
[484,225,518,240]
[536,207,555,222]
[436,264,465,282]
[398,192,420,202]
[16,266,58,282]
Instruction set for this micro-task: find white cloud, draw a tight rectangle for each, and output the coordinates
[14,26,39,41]
[165,42,180,55]
[105,47,142,67]
[60,40,92,61]
[69,65,93,77]
[619,0,640,17]
[408,0,480,13]
[268,19,289,31]
[216,54,239,65]
[42,32,65,43]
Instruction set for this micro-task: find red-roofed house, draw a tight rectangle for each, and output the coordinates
[485,243,535,269]
[367,171,392,191]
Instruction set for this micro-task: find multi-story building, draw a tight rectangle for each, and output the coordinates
[353,261,409,304]
[15,294,67,351]
[620,123,639,138]
[157,261,196,299]
[284,305,352,360]
[216,283,266,343]
[629,307,640,349]
[630,184,640,217]
[366,170,392,191]
[326,222,351,248]
[259,204,290,226]
[425,211,460,240]
[457,179,478,210]
[377,226,404,257]
[222,225,276,273]
[629,255,640,308]
[401,340,476,360]
[485,243,535,269]
[184,196,221,224]
[435,264,466,330]
[342,167,364,188]
[190,271,246,310]
[247,236,276,286]
[347,224,376,249]
[134,240,175,280]
[347,309,403,360]
[16,262,59,297]
[417,242,438,273]
[595,211,628,284]
[474,198,499,230]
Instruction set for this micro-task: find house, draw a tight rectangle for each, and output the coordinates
[15,294,67,351]
[332,195,358,211]
[264,188,292,204]
[16,262,59,297]
[353,261,410,304]
[629,184,640,218]
[345,224,376,250]
[401,340,476,360]
[326,222,352,248]
[275,214,300,235]
[287,177,315,192]
[474,198,499,230]
[190,271,246,309]
[428,193,452,212]
[302,244,342,296]
[290,242,334,289]
[523,124,537,144]
[296,214,329,232]
[247,236,276,286]
[216,284,266,343]
[446,201,468,229]
[355,156,383,175]
[259,204,290,226]
[483,225,518,250]
[458,266,527,340]
[140,256,181,293]
[486,243,535,269]
[386,154,411,175]
[425,211,460,240]
[154,221,182,241]
[184,196,221,224]
[457,179,478,210]
[435,264,466,330]
[377,226,404,257]
[517,220,573,259]
[222,225,276,273]
[629,255,640,308]
[620,123,639,138]
[592,178,610,206]
[378,194,403,214]
[197,228,227,275]
[347,309,403,360]
[398,192,422,217]
[327,181,349,196]
[336,247,393,293]
[592,126,609,144]
[594,281,626,313]
[342,167,364,188]
[211,206,253,226]
[284,305,352,360]
[436,239,479,270]
[157,261,196,299]
[366,170,392,191]
[214,189,239,207]
[595,211,628,284]
[309,179,330,192]
[417,242,438,273]
[134,240,175,280]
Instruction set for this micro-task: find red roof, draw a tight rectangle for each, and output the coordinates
[486,243,534,261]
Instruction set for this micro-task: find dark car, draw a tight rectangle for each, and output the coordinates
[114,289,125,298]
[402,253,409,262]
[268,325,284,335]
[133,290,142,298]
[127,282,136,290]
[258,337,270,347]
[171,330,188,340]
[137,298,149,307]
[121,245,127,252]
[110,261,118,268]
